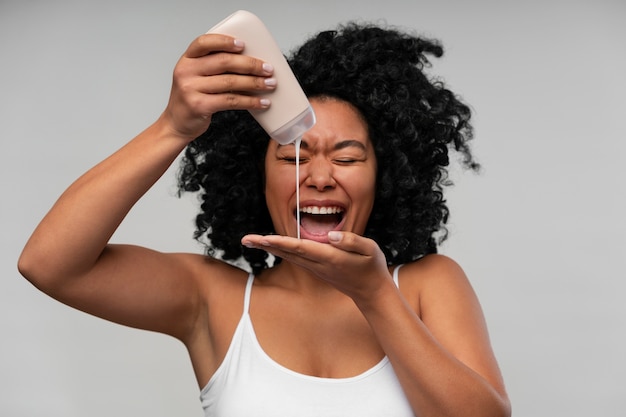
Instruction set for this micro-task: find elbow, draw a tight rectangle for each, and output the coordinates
[18,247,45,289]
[503,398,512,417]
[472,385,511,417]
[493,392,512,417]
[17,245,62,293]
[470,393,511,417]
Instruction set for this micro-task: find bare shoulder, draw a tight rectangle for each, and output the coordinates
[399,254,497,368]
[398,253,467,284]
[395,254,475,314]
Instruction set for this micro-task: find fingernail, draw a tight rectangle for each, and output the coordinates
[264,78,277,87]
[328,231,342,242]
[234,39,245,48]
[260,98,271,108]
[262,62,274,73]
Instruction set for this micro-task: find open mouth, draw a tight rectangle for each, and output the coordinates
[297,205,345,237]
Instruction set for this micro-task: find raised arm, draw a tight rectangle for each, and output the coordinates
[18,34,275,341]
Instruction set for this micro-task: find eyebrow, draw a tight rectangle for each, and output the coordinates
[280,139,367,151]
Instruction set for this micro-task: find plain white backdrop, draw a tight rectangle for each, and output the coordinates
[2,0,625,415]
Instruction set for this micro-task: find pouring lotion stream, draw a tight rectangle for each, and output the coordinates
[295,137,301,240]
[208,11,314,241]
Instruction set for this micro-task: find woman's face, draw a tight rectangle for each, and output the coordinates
[264,98,377,243]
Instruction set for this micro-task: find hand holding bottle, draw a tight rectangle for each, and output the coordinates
[161,33,276,142]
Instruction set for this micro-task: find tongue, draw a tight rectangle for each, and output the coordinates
[300,214,340,235]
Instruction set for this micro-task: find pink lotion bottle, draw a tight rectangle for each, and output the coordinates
[208,10,316,145]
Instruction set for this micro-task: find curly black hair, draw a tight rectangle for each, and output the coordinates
[177,22,479,274]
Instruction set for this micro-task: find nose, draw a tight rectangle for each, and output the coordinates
[303,157,336,191]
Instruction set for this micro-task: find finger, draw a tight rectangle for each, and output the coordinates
[185,34,244,59]
[327,231,376,257]
[242,235,328,264]
[185,36,274,79]
[197,52,274,77]
[185,91,271,115]
[197,73,277,95]
[246,242,324,274]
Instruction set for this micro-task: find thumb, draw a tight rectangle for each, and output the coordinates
[327,231,372,256]
[327,231,344,244]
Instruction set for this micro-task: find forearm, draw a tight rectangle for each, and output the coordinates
[18,116,190,287]
[355,282,510,417]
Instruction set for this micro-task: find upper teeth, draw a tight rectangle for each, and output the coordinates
[300,206,343,215]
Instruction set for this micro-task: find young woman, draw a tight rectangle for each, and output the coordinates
[19,22,510,417]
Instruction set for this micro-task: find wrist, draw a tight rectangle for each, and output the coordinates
[352,275,400,315]
[154,110,207,145]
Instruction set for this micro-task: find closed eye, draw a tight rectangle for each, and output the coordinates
[280,157,308,164]
[334,158,359,165]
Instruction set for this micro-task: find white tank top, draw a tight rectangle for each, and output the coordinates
[199,267,415,417]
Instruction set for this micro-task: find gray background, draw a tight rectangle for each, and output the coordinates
[2,0,625,415]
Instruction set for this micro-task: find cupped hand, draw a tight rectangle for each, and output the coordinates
[241,231,392,302]
[161,33,276,141]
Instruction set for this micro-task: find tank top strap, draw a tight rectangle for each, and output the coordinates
[243,273,255,313]
[392,264,404,287]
